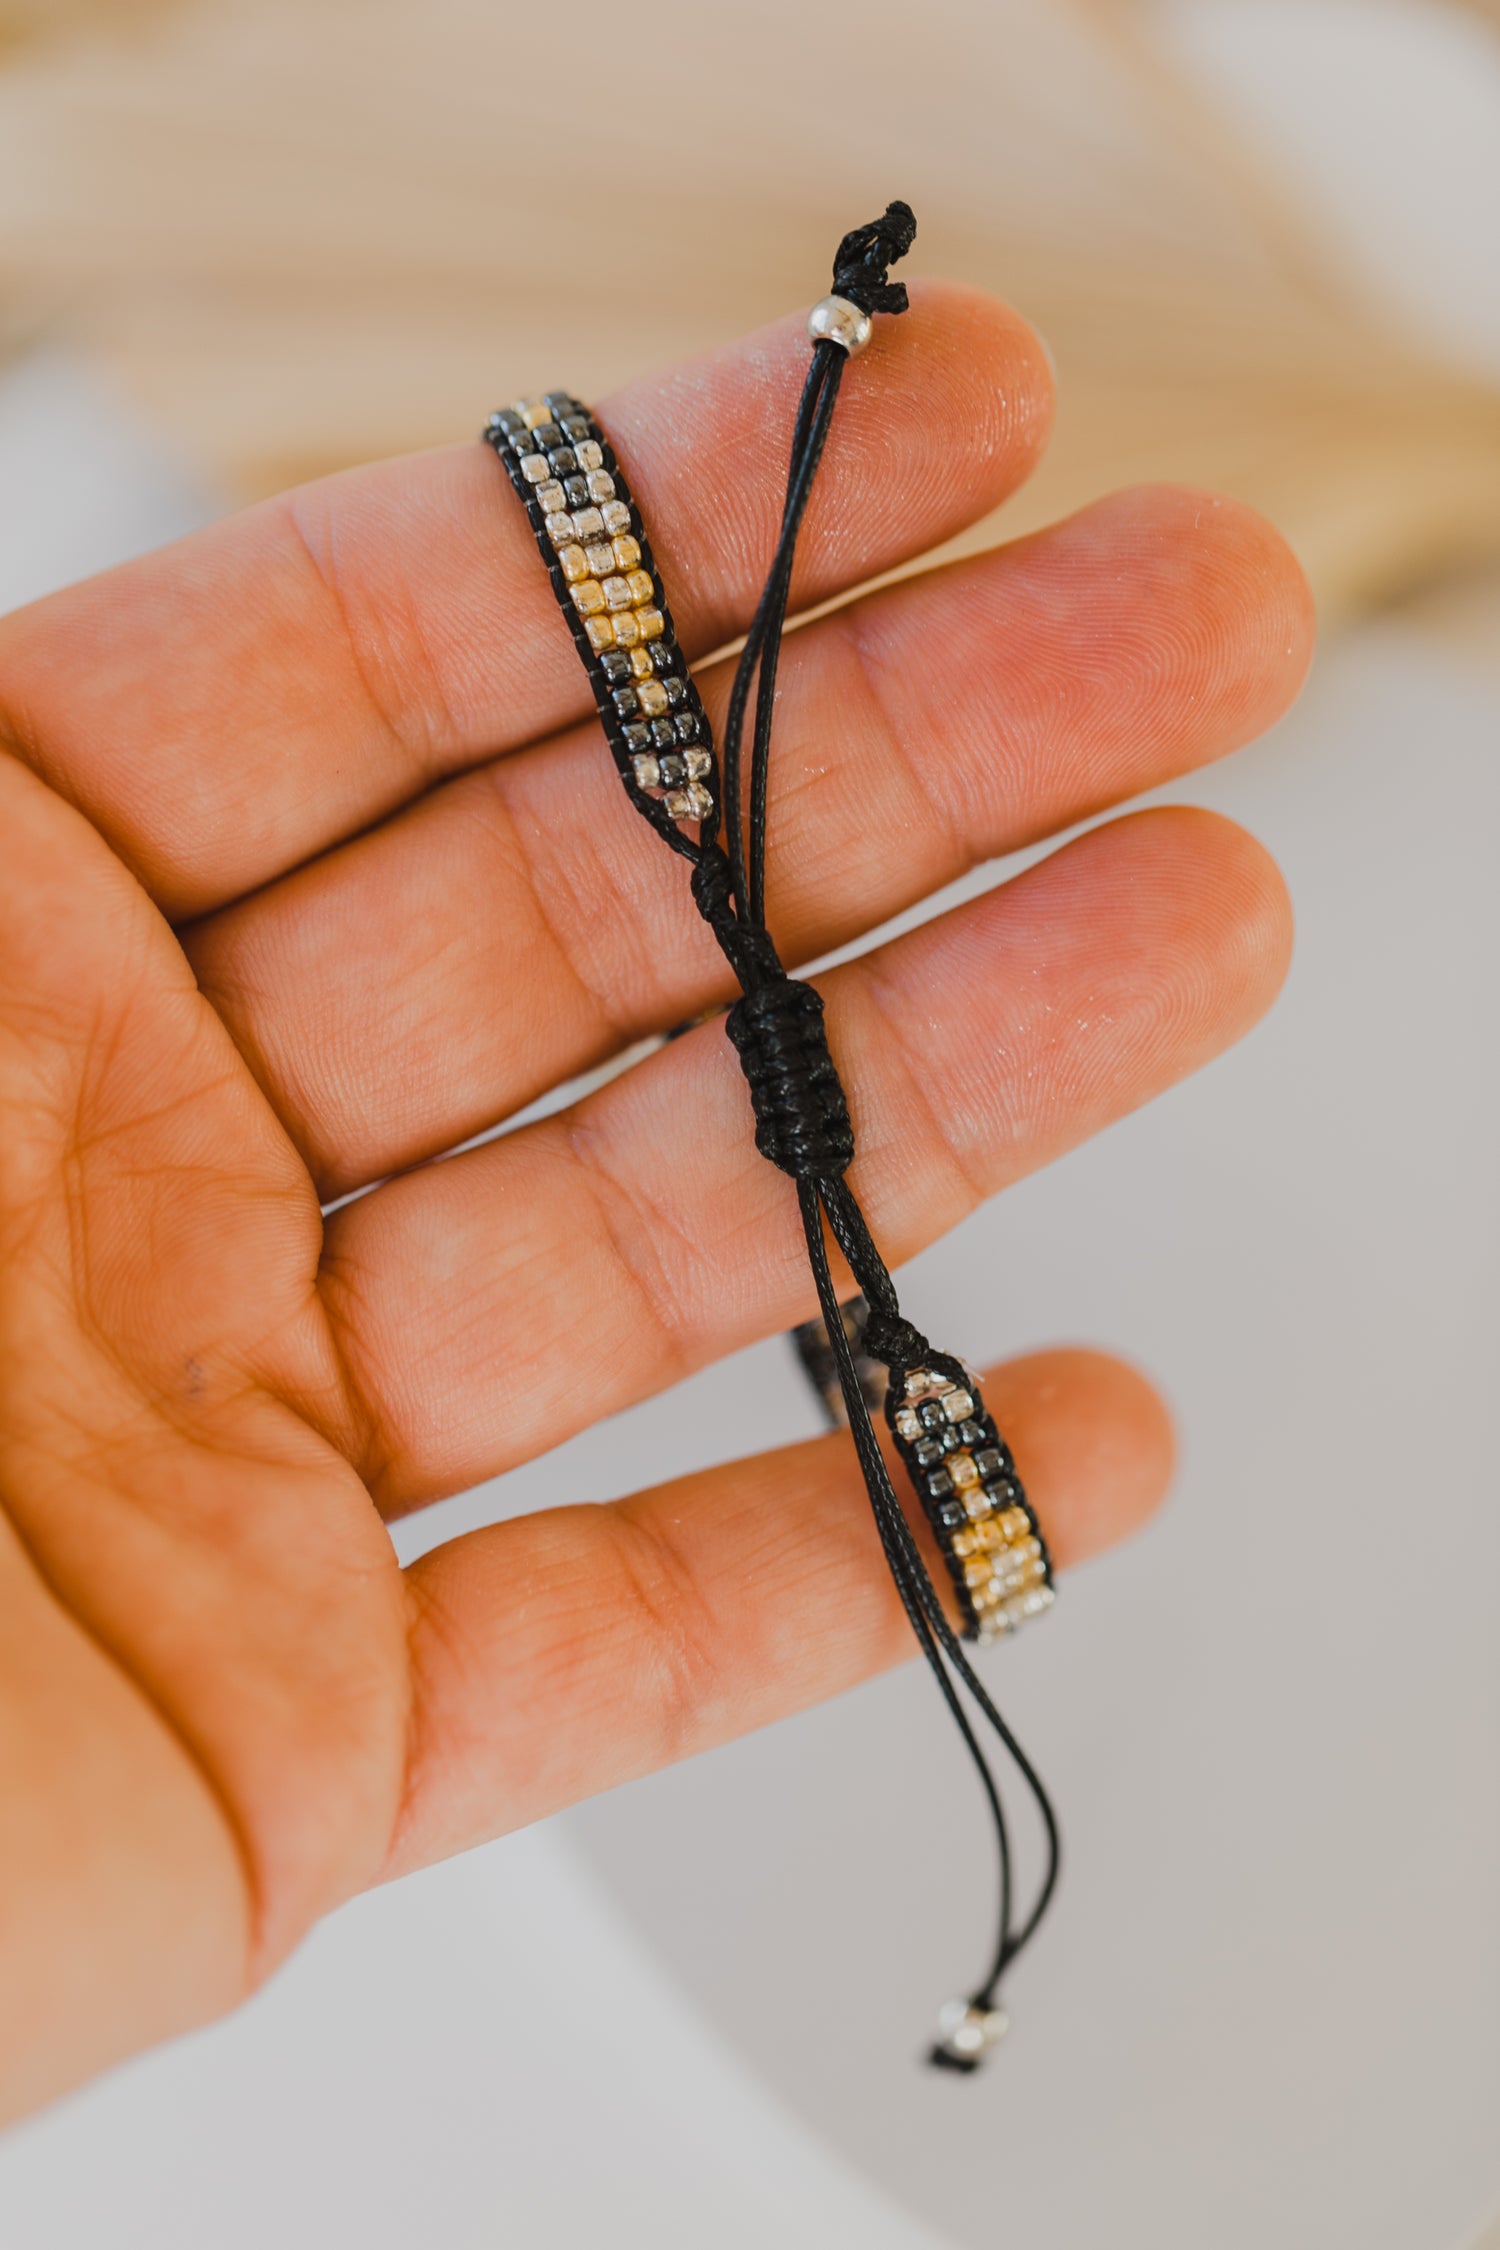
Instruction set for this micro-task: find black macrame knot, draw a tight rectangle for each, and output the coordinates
[831,200,918,317]
[725,978,854,1181]
[860,1309,932,1372]
[689,848,780,990]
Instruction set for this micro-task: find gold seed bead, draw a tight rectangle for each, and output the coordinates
[559,545,589,584]
[572,579,606,617]
[522,400,551,429]
[638,607,664,641]
[612,611,641,649]
[684,747,712,778]
[585,540,615,576]
[584,615,615,651]
[951,1526,979,1558]
[636,678,669,717]
[950,1453,979,1490]
[625,568,655,607]
[602,575,633,612]
[612,533,641,570]
[963,1556,996,1590]
[964,1487,992,1522]
[629,646,653,678]
[665,782,714,821]
[996,1506,1031,1543]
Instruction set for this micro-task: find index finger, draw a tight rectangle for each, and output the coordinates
[0,282,1051,919]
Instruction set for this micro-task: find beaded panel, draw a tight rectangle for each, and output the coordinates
[484,393,719,842]
[887,1361,1054,1643]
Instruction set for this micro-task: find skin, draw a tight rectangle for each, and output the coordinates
[0,280,1311,2125]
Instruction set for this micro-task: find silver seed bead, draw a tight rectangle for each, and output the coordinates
[807,294,873,356]
[934,2000,1009,2065]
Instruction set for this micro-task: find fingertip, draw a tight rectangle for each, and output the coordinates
[982,1345,1176,1569]
[1098,482,1317,743]
[1042,804,1295,1064]
[1140,802,1297,1028]
[897,277,1056,502]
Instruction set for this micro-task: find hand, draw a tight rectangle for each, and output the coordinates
[0,282,1308,2121]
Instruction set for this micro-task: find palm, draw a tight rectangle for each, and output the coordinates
[0,282,1308,2122]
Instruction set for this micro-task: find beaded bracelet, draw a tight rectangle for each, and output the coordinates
[485,206,1058,2071]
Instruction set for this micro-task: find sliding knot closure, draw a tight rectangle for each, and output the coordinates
[830,200,918,317]
[725,978,854,1181]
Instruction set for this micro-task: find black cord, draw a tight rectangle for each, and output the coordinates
[487,205,1061,2058]
[682,206,1061,2049]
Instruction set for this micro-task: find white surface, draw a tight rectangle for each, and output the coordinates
[0,1827,951,2250]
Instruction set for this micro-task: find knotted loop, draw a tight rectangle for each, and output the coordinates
[831,199,918,317]
[725,978,854,1181]
[860,1309,932,1373]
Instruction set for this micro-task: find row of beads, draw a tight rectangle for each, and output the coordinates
[485,392,716,828]
[887,1365,1054,1643]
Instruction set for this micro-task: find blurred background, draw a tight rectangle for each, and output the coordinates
[0,2,1496,2246]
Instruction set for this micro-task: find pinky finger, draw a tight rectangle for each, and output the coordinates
[387,1346,1174,1879]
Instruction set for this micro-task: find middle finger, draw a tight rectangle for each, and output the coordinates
[187,484,1310,1198]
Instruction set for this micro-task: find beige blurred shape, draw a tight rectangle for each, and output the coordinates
[0,0,1498,630]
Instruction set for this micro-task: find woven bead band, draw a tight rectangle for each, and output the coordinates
[484,393,720,843]
[887,1356,1053,1643]
[796,1297,1056,1643]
